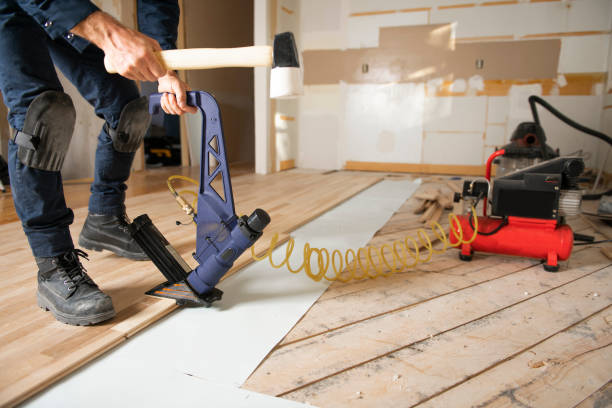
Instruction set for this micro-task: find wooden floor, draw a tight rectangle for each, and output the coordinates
[243,178,612,408]
[1,168,610,407]
[0,167,383,407]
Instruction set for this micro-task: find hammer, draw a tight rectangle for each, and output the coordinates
[104,32,302,98]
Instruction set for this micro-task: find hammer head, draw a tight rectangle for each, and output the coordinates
[270,32,302,98]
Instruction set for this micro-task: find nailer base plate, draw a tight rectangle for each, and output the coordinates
[146,281,223,307]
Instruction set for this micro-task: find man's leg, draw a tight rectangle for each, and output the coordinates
[0,2,115,325]
[0,2,73,257]
[47,40,150,260]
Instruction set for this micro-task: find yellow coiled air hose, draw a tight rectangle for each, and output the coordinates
[167,175,478,283]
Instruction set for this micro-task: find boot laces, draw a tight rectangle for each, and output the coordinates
[58,249,94,291]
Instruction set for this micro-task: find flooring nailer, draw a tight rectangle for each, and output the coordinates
[117,32,301,306]
[129,91,270,306]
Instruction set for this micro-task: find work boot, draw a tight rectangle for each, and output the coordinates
[78,213,148,261]
[36,249,115,326]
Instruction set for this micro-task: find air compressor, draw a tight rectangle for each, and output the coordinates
[449,93,612,271]
[450,154,583,271]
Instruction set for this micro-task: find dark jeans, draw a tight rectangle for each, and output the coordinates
[0,2,141,257]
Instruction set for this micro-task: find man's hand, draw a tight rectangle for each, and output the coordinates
[71,11,165,82]
[157,71,198,115]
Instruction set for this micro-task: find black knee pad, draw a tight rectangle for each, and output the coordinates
[106,96,151,153]
[13,91,76,172]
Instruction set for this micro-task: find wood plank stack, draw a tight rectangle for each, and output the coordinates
[413,180,463,224]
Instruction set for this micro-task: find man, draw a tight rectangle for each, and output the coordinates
[0,0,196,326]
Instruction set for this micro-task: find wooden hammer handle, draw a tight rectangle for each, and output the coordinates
[104,45,273,73]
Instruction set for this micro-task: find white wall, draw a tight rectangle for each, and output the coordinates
[288,0,612,173]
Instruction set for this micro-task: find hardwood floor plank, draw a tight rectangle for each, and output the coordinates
[0,169,382,407]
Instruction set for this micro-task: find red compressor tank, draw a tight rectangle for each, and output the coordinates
[449,215,574,271]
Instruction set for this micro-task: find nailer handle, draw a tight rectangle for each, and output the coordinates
[148,91,200,115]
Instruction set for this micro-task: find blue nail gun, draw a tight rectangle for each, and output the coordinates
[128,91,270,307]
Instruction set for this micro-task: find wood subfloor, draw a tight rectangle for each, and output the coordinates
[243,178,612,408]
[0,167,382,407]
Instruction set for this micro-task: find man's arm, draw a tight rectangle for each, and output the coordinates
[73,7,194,114]
[71,11,166,82]
[136,0,196,114]
[19,0,192,114]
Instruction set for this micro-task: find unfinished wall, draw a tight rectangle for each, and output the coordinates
[291,0,612,174]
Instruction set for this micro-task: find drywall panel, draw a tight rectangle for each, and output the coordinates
[447,40,560,80]
[298,85,343,170]
[348,0,481,14]
[304,36,560,85]
[343,83,424,164]
[378,24,453,50]
[300,84,344,113]
[487,96,510,124]
[567,0,612,33]
[558,35,611,74]
[346,11,429,49]
[303,50,346,84]
[431,3,568,39]
[299,114,341,169]
[538,95,604,168]
[275,100,299,164]
[277,0,299,34]
[302,31,345,50]
[484,146,498,163]
[423,96,487,133]
[508,83,543,122]
[485,124,506,147]
[422,132,484,166]
[301,0,343,32]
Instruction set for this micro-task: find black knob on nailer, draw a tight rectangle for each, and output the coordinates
[247,209,270,232]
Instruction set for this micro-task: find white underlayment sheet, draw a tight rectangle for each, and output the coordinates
[25,178,421,407]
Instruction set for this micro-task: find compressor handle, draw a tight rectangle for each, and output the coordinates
[483,149,506,216]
